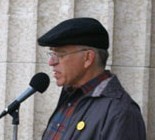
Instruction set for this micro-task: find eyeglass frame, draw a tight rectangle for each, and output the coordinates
[47,48,92,64]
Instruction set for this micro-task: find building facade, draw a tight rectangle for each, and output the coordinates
[0,0,154,139]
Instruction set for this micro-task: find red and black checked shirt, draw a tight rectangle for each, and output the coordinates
[42,71,111,140]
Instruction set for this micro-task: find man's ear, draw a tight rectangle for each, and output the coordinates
[84,50,95,68]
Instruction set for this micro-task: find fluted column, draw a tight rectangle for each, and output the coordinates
[0,0,10,140]
[0,0,38,139]
[112,0,152,139]
[148,0,155,139]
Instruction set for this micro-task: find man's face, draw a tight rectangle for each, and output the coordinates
[48,45,88,87]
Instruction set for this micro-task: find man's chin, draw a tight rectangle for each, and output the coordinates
[56,81,64,87]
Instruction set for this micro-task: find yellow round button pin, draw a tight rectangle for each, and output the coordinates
[76,121,85,130]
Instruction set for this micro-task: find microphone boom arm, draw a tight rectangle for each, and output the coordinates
[0,100,20,119]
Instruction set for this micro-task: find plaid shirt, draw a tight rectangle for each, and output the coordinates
[42,71,111,140]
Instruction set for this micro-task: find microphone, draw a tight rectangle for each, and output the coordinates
[0,72,50,118]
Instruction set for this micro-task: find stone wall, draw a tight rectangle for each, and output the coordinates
[0,0,154,139]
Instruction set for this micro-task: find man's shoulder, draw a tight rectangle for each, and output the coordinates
[94,74,141,116]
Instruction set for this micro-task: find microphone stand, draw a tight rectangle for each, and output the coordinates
[10,105,20,140]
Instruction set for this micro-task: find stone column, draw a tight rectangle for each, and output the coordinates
[0,1,9,139]
[0,0,38,139]
[112,0,152,139]
[148,0,155,139]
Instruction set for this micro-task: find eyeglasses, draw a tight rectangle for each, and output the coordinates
[47,49,90,64]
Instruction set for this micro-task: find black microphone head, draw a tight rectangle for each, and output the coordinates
[29,72,50,93]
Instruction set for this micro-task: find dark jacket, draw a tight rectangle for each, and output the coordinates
[44,75,146,140]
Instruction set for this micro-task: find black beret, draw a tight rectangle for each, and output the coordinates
[38,17,109,50]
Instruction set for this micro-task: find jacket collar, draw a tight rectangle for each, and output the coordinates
[91,75,124,99]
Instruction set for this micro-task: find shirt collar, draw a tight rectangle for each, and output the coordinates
[80,70,111,95]
[63,72,124,99]
[64,70,111,96]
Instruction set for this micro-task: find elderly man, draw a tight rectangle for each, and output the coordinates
[38,17,146,140]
